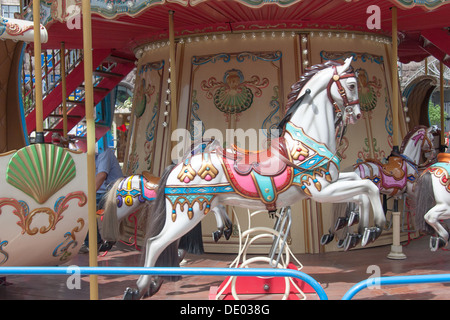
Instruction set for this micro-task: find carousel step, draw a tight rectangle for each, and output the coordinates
[93,69,124,79]
[47,114,83,119]
[105,55,135,64]
[78,85,110,92]
[66,100,85,106]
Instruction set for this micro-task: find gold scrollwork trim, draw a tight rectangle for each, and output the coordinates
[0,191,87,236]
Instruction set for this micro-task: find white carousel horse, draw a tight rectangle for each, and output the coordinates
[415,152,450,251]
[322,125,439,250]
[123,58,386,299]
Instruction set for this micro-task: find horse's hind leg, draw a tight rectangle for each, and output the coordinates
[218,204,233,240]
[212,206,224,242]
[424,204,450,251]
[123,226,179,300]
[123,235,169,300]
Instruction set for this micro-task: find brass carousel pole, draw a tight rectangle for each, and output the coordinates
[391,7,400,152]
[61,42,68,139]
[387,6,406,260]
[81,0,99,299]
[440,61,445,151]
[169,10,178,151]
[33,0,44,143]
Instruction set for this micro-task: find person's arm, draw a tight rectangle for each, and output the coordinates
[96,171,107,191]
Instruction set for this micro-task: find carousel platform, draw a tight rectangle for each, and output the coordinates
[0,236,449,300]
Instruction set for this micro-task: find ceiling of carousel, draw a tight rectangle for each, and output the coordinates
[32,0,450,64]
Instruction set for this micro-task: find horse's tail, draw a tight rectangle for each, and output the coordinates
[415,171,435,234]
[144,163,181,278]
[102,177,124,242]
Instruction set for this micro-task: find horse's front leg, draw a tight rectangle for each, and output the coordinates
[336,172,372,230]
[313,176,385,247]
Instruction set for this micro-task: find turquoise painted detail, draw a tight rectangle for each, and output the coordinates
[430,162,450,172]
[166,194,215,204]
[165,185,234,195]
[252,172,275,203]
[285,122,340,171]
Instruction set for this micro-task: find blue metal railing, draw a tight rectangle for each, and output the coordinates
[342,273,450,300]
[3,266,450,300]
[0,266,328,300]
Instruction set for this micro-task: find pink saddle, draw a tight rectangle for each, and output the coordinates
[222,137,289,176]
[220,138,293,212]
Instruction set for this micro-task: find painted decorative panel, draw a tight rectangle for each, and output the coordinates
[0,146,88,266]
[124,60,164,175]
[186,51,284,151]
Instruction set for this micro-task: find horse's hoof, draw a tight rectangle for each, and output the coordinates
[337,239,345,248]
[148,279,164,297]
[343,233,361,251]
[224,228,232,240]
[348,211,359,227]
[361,227,382,247]
[123,287,140,300]
[99,240,116,252]
[334,217,349,231]
[320,233,334,245]
[430,236,447,252]
[212,231,222,242]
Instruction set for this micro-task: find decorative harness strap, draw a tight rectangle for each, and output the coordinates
[326,65,359,127]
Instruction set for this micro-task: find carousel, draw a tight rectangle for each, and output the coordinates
[0,0,450,300]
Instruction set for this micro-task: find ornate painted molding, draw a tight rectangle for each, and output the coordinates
[0,191,87,236]
[392,0,450,9]
[0,16,47,42]
[52,218,85,261]
[320,51,384,65]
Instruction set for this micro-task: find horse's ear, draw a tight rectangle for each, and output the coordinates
[338,57,353,75]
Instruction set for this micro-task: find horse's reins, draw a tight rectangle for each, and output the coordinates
[327,65,359,127]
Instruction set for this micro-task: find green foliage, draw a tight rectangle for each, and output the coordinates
[428,101,448,128]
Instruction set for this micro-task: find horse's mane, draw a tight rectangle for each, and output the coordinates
[400,125,427,153]
[285,60,343,111]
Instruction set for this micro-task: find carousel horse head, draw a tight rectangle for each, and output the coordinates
[325,57,361,125]
[281,58,361,149]
[400,125,440,167]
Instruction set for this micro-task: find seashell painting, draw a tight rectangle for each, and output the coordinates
[6,144,76,204]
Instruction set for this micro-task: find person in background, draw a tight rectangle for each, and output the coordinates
[80,147,124,253]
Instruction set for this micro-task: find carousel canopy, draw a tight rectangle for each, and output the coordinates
[25,0,450,65]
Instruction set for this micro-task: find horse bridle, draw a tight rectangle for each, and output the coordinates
[418,129,436,167]
[326,65,359,126]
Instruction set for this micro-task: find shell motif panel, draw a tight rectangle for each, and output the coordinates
[6,144,76,204]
